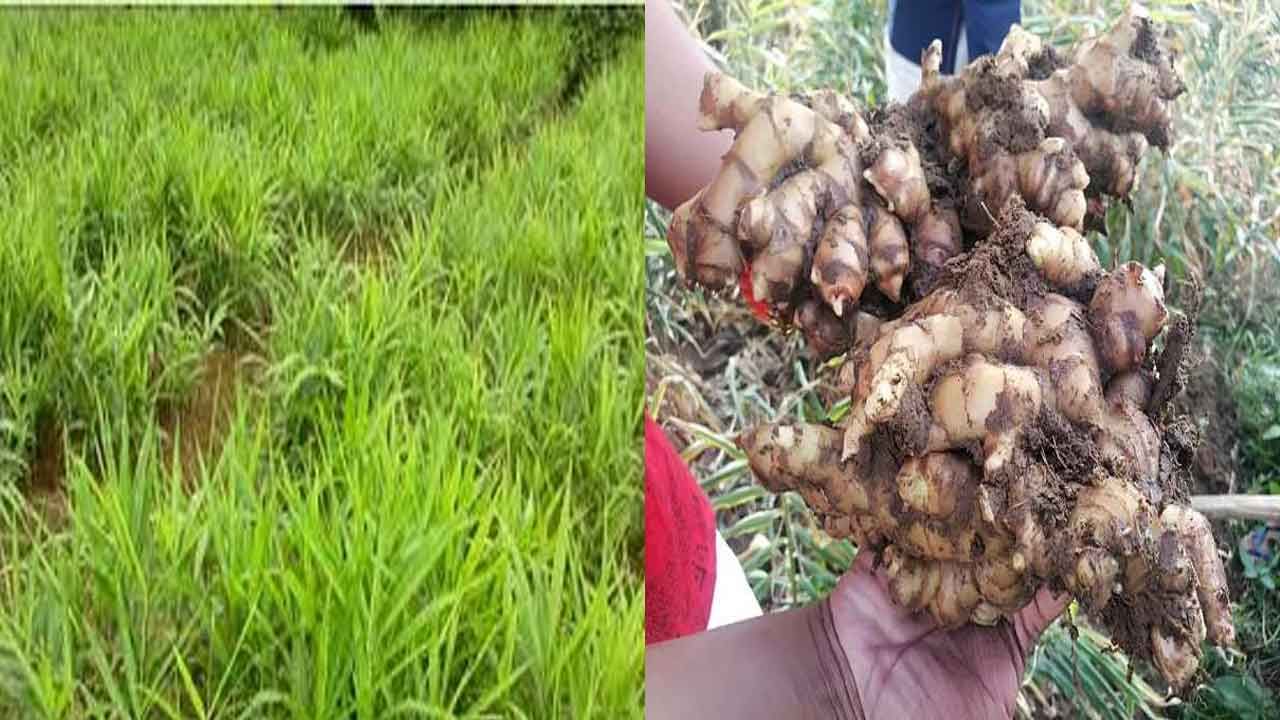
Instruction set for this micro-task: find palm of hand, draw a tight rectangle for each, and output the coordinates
[827,553,1068,719]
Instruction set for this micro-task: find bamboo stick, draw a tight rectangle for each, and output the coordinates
[1190,495,1280,522]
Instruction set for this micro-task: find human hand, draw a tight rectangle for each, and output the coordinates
[827,551,1069,719]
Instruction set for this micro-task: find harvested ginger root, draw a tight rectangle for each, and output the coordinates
[740,203,1230,692]
[666,5,1182,360]
[665,6,1233,692]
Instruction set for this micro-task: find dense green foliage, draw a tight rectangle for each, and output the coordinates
[0,9,642,718]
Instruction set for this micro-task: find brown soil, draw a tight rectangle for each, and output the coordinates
[862,98,955,204]
[883,383,931,458]
[1026,44,1069,81]
[1021,407,1096,527]
[20,347,255,521]
[28,415,63,494]
[1169,347,1240,496]
[25,414,68,526]
[157,349,248,486]
[963,57,1047,157]
[943,197,1054,309]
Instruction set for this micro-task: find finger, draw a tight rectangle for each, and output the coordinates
[829,547,939,648]
[830,548,894,620]
[848,546,895,591]
[1013,587,1070,650]
[853,547,878,573]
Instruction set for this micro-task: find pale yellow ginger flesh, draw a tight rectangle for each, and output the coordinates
[668,72,850,292]
[902,288,1028,356]
[920,50,1091,233]
[917,4,1179,235]
[1161,505,1235,647]
[925,355,1046,477]
[897,453,970,518]
[1026,222,1101,292]
[1025,293,1103,425]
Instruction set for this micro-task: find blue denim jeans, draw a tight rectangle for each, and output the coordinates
[888,0,1021,73]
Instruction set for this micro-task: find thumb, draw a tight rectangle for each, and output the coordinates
[1013,588,1071,651]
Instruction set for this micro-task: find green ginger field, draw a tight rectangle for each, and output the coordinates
[0,8,642,718]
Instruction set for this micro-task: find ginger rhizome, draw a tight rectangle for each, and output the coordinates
[741,204,1229,691]
[665,5,1232,692]
[666,5,1182,359]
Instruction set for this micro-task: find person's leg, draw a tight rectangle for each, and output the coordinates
[961,0,1021,60]
[884,0,964,102]
[885,0,1017,101]
[954,23,969,70]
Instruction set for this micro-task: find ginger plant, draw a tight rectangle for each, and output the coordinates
[664,5,1232,691]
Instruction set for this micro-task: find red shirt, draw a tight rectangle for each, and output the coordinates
[644,415,717,644]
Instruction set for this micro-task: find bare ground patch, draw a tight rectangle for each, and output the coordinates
[157,348,253,486]
[25,414,67,527]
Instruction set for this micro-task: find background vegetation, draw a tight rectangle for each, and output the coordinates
[0,7,643,718]
[644,0,1280,716]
